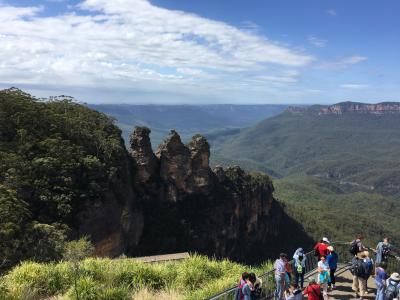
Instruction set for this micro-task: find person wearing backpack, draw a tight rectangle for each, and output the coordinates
[351,252,370,299]
[235,272,250,300]
[350,234,367,256]
[250,273,263,300]
[303,279,323,300]
[376,237,392,265]
[314,237,330,258]
[242,274,255,300]
[326,246,338,289]
[293,248,307,289]
[375,262,388,300]
[385,273,400,300]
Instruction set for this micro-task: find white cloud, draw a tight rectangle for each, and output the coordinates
[0,0,314,103]
[326,9,337,16]
[319,55,367,69]
[340,84,368,89]
[308,35,327,48]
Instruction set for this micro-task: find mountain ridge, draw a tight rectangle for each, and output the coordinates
[286,101,400,115]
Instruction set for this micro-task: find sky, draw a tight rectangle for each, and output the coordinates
[0,0,399,104]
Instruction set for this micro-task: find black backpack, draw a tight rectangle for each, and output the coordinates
[351,258,366,278]
[251,284,262,299]
[349,241,358,255]
[384,279,399,300]
[381,244,391,261]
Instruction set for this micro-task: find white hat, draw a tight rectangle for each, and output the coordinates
[390,273,400,281]
[322,237,330,243]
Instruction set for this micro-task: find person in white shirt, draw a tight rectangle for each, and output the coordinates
[317,256,330,300]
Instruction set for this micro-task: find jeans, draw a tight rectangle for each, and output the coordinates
[328,268,336,286]
[375,281,385,300]
[275,275,284,300]
[294,270,305,288]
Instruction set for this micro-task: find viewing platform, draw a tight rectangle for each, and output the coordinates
[207,243,399,300]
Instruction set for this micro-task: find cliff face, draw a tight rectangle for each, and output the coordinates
[127,127,308,262]
[287,101,400,116]
[319,102,400,115]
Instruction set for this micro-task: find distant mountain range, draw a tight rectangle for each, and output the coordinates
[212,101,400,245]
[213,101,400,194]
[89,104,287,148]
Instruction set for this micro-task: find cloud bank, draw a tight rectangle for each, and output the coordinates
[0,0,317,102]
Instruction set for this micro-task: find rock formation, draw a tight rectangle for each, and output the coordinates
[126,127,311,262]
[129,126,158,183]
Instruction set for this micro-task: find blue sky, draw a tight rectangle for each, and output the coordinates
[0,0,399,104]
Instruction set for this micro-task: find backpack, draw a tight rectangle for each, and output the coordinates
[251,283,262,299]
[351,259,366,278]
[381,243,391,261]
[384,280,399,300]
[349,240,358,256]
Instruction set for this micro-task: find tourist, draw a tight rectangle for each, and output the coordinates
[350,234,367,256]
[385,272,400,300]
[326,246,338,289]
[293,248,306,289]
[351,252,371,300]
[303,279,322,300]
[250,272,263,300]
[285,258,293,288]
[242,274,255,300]
[318,255,330,300]
[275,253,288,300]
[362,251,374,293]
[376,237,392,265]
[235,272,250,300]
[314,237,330,257]
[374,262,388,300]
[285,283,303,300]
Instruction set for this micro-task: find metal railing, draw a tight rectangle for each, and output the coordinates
[206,242,400,300]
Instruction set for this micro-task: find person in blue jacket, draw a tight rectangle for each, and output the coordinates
[326,246,338,289]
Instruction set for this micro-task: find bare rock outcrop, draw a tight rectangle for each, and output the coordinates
[129,127,158,183]
[128,128,311,263]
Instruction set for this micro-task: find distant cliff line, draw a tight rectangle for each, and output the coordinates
[286,101,400,115]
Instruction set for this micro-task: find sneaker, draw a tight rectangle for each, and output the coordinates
[331,284,335,289]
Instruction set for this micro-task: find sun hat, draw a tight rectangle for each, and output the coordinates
[322,237,330,243]
[390,273,400,281]
[327,246,334,251]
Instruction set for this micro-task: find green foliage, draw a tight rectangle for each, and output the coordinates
[274,175,400,246]
[0,255,272,300]
[63,237,94,263]
[214,108,400,247]
[0,88,130,270]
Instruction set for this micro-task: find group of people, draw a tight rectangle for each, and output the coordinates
[234,235,399,300]
[234,271,263,300]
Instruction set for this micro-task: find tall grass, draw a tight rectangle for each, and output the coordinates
[0,255,272,300]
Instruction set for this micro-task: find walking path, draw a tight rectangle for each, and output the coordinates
[305,264,376,300]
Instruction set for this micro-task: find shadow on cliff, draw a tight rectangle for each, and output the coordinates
[128,127,315,265]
